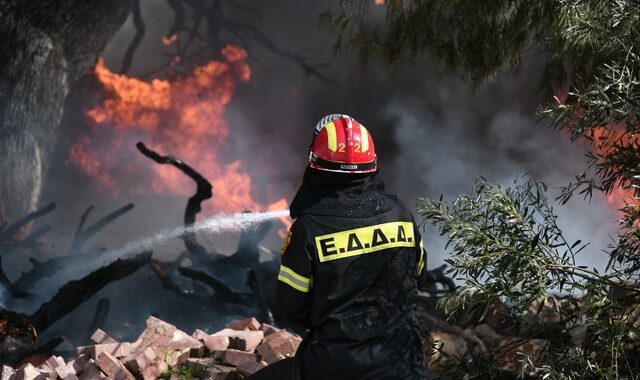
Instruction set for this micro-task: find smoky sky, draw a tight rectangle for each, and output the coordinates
[40,0,617,270]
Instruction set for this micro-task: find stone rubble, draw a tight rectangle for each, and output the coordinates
[2,317,302,380]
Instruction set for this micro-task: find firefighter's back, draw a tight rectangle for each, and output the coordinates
[299,202,427,380]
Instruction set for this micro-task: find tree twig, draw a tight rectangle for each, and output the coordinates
[120,0,146,74]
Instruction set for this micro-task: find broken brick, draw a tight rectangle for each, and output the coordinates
[221,349,259,368]
[139,360,167,380]
[129,316,177,356]
[122,347,156,374]
[44,356,65,370]
[95,352,135,380]
[225,318,261,331]
[1,365,15,380]
[149,329,204,366]
[235,359,266,377]
[184,357,216,369]
[256,333,299,364]
[204,335,230,352]
[75,342,131,359]
[54,364,76,380]
[66,354,90,375]
[15,364,46,380]
[260,324,281,337]
[212,329,264,351]
[78,360,106,380]
[90,329,118,345]
[201,365,238,380]
[192,329,210,342]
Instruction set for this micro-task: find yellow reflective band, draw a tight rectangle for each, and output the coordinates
[417,239,425,275]
[278,265,312,293]
[325,122,337,152]
[360,124,369,152]
[315,221,415,263]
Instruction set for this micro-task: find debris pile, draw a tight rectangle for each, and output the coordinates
[2,316,301,380]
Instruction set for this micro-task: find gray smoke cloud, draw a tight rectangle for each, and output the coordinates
[382,97,616,269]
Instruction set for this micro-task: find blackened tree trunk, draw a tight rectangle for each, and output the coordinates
[0,0,131,231]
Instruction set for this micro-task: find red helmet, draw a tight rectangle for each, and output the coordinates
[309,114,377,173]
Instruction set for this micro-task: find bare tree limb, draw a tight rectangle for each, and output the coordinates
[0,256,29,299]
[247,269,274,325]
[178,267,253,304]
[0,203,56,244]
[136,142,211,262]
[71,206,94,250]
[30,251,152,333]
[87,298,110,338]
[120,0,146,74]
[12,336,65,368]
[69,204,134,253]
[151,259,212,303]
[14,204,135,292]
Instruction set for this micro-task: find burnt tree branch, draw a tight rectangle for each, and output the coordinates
[30,251,152,333]
[178,267,254,304]
[69,204,134,253]
[0,203,56,244]
[136,142,211,262]
[151,259,212,303]
[120,0,145,74]
[14,204,135,292]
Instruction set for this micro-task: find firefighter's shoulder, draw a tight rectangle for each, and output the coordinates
[279,217,309,256]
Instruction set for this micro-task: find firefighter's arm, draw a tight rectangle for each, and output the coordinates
[276,220,313,329]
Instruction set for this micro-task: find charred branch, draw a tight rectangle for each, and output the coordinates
[0,256,29,299]
[419,264,457,294]
[69,204,134,253]
[178,267,253,305]
[166,0,186,38]
[14,204,135,293]
[136,142,211,262]
[30,251,152,333]
[137,0,331,82]
[120,0,146,75]
[13,336,65,368]
[0,203,55,244]
[151,260,212,303]
[87,298,110,338]
[213,218,272,269]
[247,269,274,325]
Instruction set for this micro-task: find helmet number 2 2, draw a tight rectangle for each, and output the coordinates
[337,143,361,152]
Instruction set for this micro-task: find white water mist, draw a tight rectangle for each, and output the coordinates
[37,209,290,302]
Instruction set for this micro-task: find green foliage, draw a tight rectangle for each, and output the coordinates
[320,1,557,84]
[418,176,640,379]
[541,1,640,271]
[158,362,208,380]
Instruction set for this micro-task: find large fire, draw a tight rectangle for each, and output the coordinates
[590,127,640,211]
[70,45,290,231]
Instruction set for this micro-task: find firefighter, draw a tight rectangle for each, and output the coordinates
[250,114,427,380]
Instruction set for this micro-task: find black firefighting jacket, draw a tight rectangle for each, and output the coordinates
[277,169,427,380]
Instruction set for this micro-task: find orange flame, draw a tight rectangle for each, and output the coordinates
[70,45,289,219]
[590,127,640,212]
